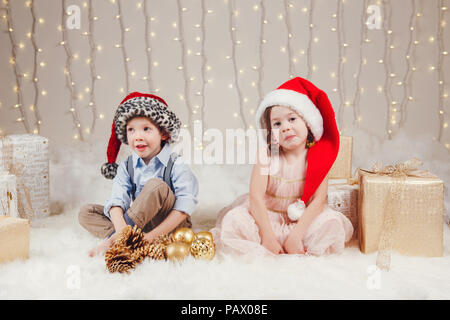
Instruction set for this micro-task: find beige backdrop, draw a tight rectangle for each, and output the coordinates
[0,0,449,156]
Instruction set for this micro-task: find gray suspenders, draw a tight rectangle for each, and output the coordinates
[125,152,178,201]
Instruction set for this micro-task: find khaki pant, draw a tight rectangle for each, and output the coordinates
[78,178,192,239]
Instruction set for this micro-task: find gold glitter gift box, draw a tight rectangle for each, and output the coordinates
[0,216,30,263]
[329,136,353,179]
[358,161,444,257]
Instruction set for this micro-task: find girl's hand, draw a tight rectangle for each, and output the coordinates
[283,229,306,254]
[261,233,285,254]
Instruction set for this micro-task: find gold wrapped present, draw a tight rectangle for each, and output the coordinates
[358,159,444,268]
[0,216,30,263]
[0,172,18,217]
[0,134,49,220]
[328,136,353,179]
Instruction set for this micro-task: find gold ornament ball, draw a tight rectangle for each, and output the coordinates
[172,227,196,245]
[195,231,214,243]
[165,242,191,261]
[190,238,215,260]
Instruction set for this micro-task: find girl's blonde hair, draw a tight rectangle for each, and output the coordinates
[263,106,315,155]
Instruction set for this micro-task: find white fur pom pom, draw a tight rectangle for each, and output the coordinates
[287,199,306,221]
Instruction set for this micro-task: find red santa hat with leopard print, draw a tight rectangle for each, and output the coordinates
[255,77,340,221]
[101,92,181,179]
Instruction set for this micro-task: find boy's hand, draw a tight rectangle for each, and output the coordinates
[143,231,157,244]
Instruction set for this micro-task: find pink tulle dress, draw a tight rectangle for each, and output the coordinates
[210,152,353,257]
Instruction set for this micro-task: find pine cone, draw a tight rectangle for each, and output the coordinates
[124,225,147,250]
[143,234,173,260]
[105,226,174,273]
[105,242,136,273]
[105,225,148,273]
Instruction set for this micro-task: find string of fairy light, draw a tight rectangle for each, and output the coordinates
[227,0,248,130]
[28,0,42,134]
[61,0,84,141]
[0,0,448,151]
[0,7,4,134]
[175,0,193,131]
[85,0,98,133]
[437,1,448,143]
[306,0,314,80]
[351,0,369,127]
[382,0,395,139]
[336,0,348,132]
[142,0,154,93]
[4,1,30,133]
[283,0,295,78]
[200,0,207,131]
[115,0,130,95]
[256,0,266,106]
[398,0,417,129]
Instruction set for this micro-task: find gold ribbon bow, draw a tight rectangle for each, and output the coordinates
[362,158,434,271]
[365,158,437,179]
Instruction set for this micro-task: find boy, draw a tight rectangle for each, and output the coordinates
[79,92,199,256]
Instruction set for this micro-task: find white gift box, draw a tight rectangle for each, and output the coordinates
[0,134,49,220]
[327,180,359,238]
[0,172,18,218]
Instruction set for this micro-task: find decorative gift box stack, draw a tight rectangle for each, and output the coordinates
[327,135,444,270]
[327,136,359,239]
[0,134,50,263]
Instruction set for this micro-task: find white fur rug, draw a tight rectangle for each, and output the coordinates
[1,132,450,299]
[1,208,449,299]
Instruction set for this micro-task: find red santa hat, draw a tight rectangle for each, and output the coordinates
[255,77,340,206]
[101,92,181,179]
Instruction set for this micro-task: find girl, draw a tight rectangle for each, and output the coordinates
[211,77,353,256]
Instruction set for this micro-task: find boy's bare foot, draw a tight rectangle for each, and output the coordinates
[89,238,112,257]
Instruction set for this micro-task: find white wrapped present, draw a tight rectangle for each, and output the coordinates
[327,179,359,238]
[0,134,49,220]
[0,172,18,217]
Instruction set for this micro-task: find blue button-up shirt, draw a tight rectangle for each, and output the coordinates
[104,143,199,219]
